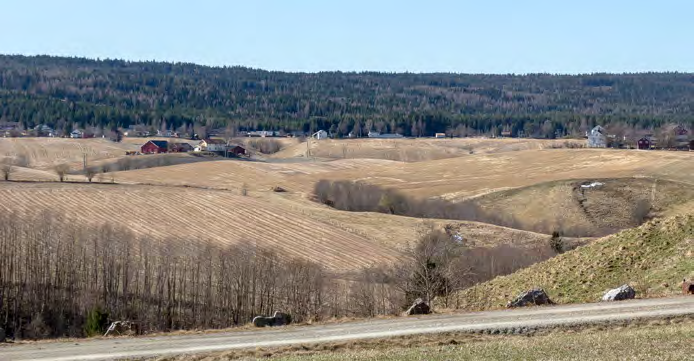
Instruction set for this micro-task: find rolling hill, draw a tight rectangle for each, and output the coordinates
[462,177,694,236]
[0,181,556,272]
[114,148,694,200]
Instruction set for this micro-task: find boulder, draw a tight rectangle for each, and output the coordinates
[252,311,292,327]
[602,284,636,302]
[404,298,431,316]
[507,288,553,308]
[683,279,694,295]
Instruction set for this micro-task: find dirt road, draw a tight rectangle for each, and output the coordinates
[2,297,693,361]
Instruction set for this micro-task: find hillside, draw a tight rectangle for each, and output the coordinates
[2,55,694,138]
[113,148,694,200]
[0,182,555,272]
[454,213,694,311]
[270,137,585,162]
[464,178,694,236]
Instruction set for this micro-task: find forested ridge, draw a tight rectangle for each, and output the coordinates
[1,54,693,137]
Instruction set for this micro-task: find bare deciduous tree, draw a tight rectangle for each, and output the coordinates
[85,167,97,183]
[1,157,14,181]
[54,164,70,182]
[391,224,468,309]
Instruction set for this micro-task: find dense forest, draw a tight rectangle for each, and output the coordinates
[1,55,693,138]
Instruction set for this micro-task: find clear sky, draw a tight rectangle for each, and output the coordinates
[1,0,691,73]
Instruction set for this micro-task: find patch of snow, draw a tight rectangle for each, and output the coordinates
[581,182,604,189]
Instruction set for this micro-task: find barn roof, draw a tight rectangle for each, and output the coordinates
[203,138,227,144]
[148,140,169,148]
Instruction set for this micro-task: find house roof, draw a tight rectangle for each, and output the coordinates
[203,138,227,145]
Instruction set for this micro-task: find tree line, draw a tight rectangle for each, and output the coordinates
[0,55,692,139]
[0,210,556,340]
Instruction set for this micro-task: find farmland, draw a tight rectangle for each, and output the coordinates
[0,135,693,344]
[1,137,693,269]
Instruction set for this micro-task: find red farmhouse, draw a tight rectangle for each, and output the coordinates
[141,140,169,154]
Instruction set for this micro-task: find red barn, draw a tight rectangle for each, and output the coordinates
[636,137,651,150]
[141,140,169,154]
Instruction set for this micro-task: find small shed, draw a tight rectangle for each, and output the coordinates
[141,140,169,154]
[636,137,651,150]
[171,142,193,152]
[228,145,247,156]
[434,133,446,139]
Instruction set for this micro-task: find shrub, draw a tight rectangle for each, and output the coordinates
[247,138,282,154]
[84,307,109,337]
[550,231,564,253]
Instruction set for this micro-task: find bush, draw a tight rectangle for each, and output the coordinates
[247,138,282,154]
[84,307,109,337]
[550,231,564,253]
[25,313,51,339]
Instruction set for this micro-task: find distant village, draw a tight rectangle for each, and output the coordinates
[0,121,692,152]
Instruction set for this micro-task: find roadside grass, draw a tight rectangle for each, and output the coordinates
[146,317,694,360]
[454,213,694,311]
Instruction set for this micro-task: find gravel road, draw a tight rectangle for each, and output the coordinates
[2,296,693,361]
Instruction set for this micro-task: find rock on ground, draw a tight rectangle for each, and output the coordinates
[602,284,636,301]
[507,288,554,308]
[683,279,694,295]
[404,298,431,315]
[252,311,292,327]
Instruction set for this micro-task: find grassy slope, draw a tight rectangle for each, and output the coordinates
[454,213,694,311]
[466,177,694,236]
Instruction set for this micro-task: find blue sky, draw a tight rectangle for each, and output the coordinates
[0,1,690,73]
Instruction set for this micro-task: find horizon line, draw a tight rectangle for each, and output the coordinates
[2,53,693,77]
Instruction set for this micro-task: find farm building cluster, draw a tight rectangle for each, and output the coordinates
[586,125,692,150]
[135,139,246,157]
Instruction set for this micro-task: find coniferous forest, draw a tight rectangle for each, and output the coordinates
[1,54,693,137]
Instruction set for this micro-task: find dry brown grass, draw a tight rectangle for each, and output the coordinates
[0,182,401,271]
[0,137,138,169]
[2,139,692,273]
[270,137,586,161]
[0,180,556,272]
[113,148,694,201]
[466,177,694,236]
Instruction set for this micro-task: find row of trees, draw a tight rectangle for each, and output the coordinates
[0,210,556,340]
[1,55,693,138]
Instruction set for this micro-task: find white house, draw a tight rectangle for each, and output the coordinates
[312,130,328,140]
[199,138,227,152]
[587,126,607,148]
